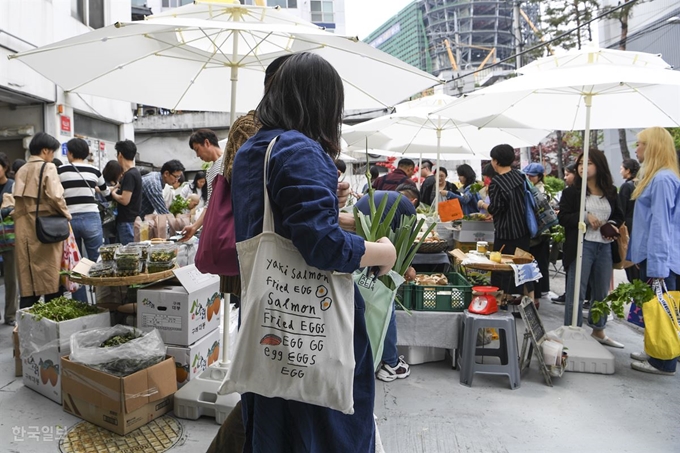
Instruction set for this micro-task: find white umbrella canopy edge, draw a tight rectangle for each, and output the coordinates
[10,16,442,115]
[518,47,672,74]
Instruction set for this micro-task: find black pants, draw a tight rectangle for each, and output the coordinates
[491,235,534,296]
[529,235,551,295]
[20,289,64,309]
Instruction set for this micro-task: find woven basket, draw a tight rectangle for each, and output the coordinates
[511,257,533,265]
[417,240,449,253]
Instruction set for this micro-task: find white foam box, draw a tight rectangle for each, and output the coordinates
[397,345,446,365]
[166,328,221,388]
[453,220,495,243]
[17,308,111,404]
[137,264,222,346]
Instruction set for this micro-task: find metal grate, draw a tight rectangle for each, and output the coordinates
[59,415,183,453]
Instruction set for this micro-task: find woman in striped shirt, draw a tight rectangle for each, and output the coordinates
[478,144,534,300]
[58,138,110,278]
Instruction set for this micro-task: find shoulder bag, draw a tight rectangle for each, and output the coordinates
[643,279,680,360]
[36,162,70,244]
[218,137,356,414]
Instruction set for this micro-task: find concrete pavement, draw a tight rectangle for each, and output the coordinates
[0,269,677,452]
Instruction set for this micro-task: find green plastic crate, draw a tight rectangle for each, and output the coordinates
[395,285,414,310]
[412,272,472,312]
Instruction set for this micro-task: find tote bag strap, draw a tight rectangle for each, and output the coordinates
[262,136,279,235]
[653,279,680,329]
[36,161,48,219]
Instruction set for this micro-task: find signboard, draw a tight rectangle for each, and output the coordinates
[61,143,68,157]
[99,141,106,151]
[60,116,71,136]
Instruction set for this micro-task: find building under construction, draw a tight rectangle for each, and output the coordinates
[365,1,541,90]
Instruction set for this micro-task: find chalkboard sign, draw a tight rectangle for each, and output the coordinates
[520,296,545,342]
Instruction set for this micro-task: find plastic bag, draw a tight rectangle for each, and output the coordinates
[70,325,166,376]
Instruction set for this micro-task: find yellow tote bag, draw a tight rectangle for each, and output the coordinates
[643,282,680,360]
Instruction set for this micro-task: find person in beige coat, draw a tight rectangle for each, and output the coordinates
[14,132,71,308]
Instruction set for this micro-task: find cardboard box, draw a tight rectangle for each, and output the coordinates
[452,221,495,243]
[61,356,177,435]
[453,240,495,254]
[137,265,222,346]
[397,345,446,365]
[17,308,111,404]
[13,326,21,377]
[166,328,221,388]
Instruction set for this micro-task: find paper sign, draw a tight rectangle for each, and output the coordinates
[73,258,95,276]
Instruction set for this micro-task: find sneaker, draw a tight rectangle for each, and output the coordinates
[376,356,411,382]
[551,294,566,305]
[630,352,650,361]
[582,301,591,310]
[631,360,676,376]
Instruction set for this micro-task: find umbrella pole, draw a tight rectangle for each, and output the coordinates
[229,32,240,127]
[435,129,441,214]
[418,153,422,188]
[570,94,593,327]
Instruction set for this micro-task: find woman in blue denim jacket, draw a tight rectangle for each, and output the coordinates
[232,53,396,453]
[444,164,480,215]
[628,127,680,376]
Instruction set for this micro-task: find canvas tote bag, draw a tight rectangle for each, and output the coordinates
[219,137,357,414]
[643,280,680,360]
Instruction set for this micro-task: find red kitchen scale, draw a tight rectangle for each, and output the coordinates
[469,286,499,315]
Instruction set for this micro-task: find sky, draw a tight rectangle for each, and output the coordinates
[343,0,414,40]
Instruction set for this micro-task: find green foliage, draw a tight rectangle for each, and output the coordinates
[169,195,189,216]
[590,280,654,324]
[668,128,680,151]
[26,297,100,322]
[201,162,211,171]
[538,0,601,51]
[469,182,484,194]
[550,224,565,244]
[543,176,565,198]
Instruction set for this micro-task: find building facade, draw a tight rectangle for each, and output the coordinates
[0,0,134,168]
[364,2,432,74]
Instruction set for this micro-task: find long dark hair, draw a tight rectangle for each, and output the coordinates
[574,149,617,200]
[192,170,208,202]
[256,52,344,159]
[456,164,476,188]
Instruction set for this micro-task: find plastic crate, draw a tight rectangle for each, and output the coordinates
[396,284,414,310]
[412,272,472,312]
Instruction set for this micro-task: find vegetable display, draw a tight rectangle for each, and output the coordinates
[26,296,100,322]
[169,194,189,216]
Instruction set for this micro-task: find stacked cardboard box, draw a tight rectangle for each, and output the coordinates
[138,265,223,388]
[17,308,111,404]
[61,356,176,435]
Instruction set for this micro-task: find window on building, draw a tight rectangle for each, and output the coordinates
[74,113,119,143]
[71,0,105,29]
[266,0,297,7]
[311,0,333,22]
[162,0,193,7]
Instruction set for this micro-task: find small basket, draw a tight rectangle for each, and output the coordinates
[511,257,533,265]
[417,240,449,253]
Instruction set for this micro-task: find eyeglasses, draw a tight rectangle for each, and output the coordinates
[170,172,183,180]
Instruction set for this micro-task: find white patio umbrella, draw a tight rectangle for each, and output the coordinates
[434,48,680,327]
[9,6,440,122]
[343,93,549,209]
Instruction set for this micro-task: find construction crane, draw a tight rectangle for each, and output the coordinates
[443,40,497,71]
[519,8,554,55]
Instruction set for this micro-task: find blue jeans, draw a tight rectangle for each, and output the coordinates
[638,260,678,372]
[381,302,398,367]
[117,221,134,245]
[70,212,104,303]
[565,240,612,329]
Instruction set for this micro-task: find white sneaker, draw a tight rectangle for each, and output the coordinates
[376,356,411,382]
[630,352,650,361]
[631,360,676,376]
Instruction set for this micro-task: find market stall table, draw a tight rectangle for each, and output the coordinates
[396,310,463,368]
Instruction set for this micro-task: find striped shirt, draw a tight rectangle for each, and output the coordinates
[205,154,224,207]
[58,163,109,215]
[487,169,529,240]
[141,172,170,217]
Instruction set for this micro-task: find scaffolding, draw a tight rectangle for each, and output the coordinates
[422,0,540,76]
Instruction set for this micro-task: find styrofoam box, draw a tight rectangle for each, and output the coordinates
[166,328,221,389]
[137,265,222,346]
[397,346,446,365]
[453,220,495,243]
[17,308,111,404]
